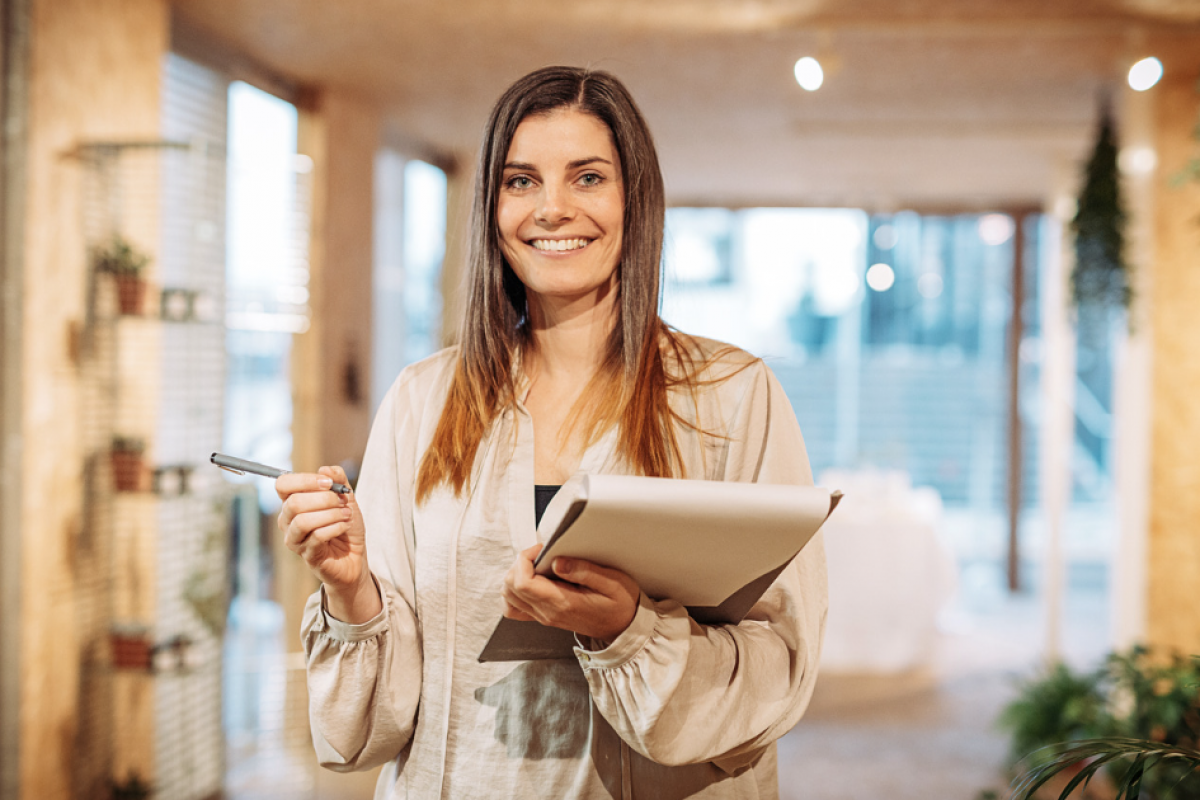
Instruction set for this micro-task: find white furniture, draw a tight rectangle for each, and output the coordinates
[817,469,957,673]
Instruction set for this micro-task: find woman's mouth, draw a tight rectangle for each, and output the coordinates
[530,238,592,252]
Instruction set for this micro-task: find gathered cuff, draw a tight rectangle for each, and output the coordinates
[312,575,389,643]
[573,593,661,670]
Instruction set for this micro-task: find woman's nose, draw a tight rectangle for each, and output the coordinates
[534,183,574,226]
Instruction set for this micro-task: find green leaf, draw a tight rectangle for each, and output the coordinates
[1011,738,1200,800]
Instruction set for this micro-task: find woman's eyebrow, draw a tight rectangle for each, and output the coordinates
[502,157,613,171]
[567,157,613,169]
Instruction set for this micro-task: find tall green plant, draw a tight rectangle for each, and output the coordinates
[1071,105,1130,313]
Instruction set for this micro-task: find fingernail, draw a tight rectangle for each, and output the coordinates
[342,509,351,520]
[554,558,573,576]
[318,477,333,489]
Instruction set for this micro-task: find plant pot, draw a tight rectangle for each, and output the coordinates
[111,450,145,492]
[114,274,147,316]
[109,630,152,671]
[111,773,152,800]
[112,786,151,800]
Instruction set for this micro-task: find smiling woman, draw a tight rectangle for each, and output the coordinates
[497,109,625,308]
[275,65,828,800]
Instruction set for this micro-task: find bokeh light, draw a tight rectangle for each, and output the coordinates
[977,214,1014,246]
[1128,57,1163,92]
[866,263,895,292]
[794,57,824,91]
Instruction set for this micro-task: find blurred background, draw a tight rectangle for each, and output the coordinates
[1,1,1199,798]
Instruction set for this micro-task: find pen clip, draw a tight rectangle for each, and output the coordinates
[216,465,246,476]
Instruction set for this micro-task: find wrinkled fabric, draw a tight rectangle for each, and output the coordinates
[301,337,828,799]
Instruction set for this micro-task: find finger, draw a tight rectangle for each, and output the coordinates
[276,504,292,534]
[280,492,345,539]
[284,490,348,518]
[276,471,338,501]
[319,465,354,494]
[307,518,352,545]
[285,507,352,550]
[502,605,537,623]
[552,558,634,596]
[504,554,542,597]
[500,585,542,621]
[297,523,351,564]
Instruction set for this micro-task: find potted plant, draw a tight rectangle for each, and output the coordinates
[1002,647,1200,799]
[998,661,1114,798]
[111,772,151,800]
[110,436,146,492]
[91,234,151,316]
[109,624,153,671]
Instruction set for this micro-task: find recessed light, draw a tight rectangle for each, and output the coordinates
[794,57,824,92]
[1128,57,1163,92]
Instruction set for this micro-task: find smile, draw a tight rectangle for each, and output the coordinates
[530,238,592,252]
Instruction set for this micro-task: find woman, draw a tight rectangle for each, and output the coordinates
[277,66,827,799]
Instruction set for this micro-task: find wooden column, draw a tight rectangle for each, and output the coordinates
[290,89,379,645]
[19,1,168,797]
[1146,41,1200,655]
[0,0,30,796]
[439,157,475,347]
[289,85,382,797]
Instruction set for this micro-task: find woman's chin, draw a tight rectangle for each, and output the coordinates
[527,278,617,304]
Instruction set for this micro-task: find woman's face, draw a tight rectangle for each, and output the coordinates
[497,108,625,311]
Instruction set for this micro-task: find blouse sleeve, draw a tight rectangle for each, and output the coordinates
[300,381,424,771]
[577,360,828,772]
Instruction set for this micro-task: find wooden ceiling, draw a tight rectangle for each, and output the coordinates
[171,0,1200,209]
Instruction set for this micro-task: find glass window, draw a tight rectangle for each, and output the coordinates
[371,154,446,413]
[663,207,1114,595]
[224,81,304,509]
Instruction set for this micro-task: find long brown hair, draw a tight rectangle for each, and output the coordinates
[416,66,730,502]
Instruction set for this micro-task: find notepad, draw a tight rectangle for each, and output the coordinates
[478,474,840,662]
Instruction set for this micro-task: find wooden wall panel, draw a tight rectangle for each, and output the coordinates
[20,1,168,797]
[1146,43,1200,655]
[293,90,378,487]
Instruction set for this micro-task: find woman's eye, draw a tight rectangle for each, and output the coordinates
[507,175,533,190]
[579,173,602,186]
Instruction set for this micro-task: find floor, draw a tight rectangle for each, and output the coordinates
[778,568,1110,800]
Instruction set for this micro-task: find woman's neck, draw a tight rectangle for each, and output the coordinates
[525,284,617,383]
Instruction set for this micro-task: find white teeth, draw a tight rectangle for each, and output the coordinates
[532,238,590,252]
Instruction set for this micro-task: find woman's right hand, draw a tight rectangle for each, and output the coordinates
[276,465,381,623]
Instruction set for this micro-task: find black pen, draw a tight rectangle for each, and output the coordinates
[210,452,352,494]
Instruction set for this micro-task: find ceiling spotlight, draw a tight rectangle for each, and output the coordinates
[1128,57,1163,92]
[794,57,824,92]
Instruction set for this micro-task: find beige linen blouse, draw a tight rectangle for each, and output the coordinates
[301,337,828,799]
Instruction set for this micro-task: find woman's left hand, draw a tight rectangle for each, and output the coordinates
[502,544,640,642]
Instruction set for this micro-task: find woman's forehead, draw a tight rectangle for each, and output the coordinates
[505,108,618,166]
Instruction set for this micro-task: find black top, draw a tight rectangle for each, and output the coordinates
[534,484,562,527]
